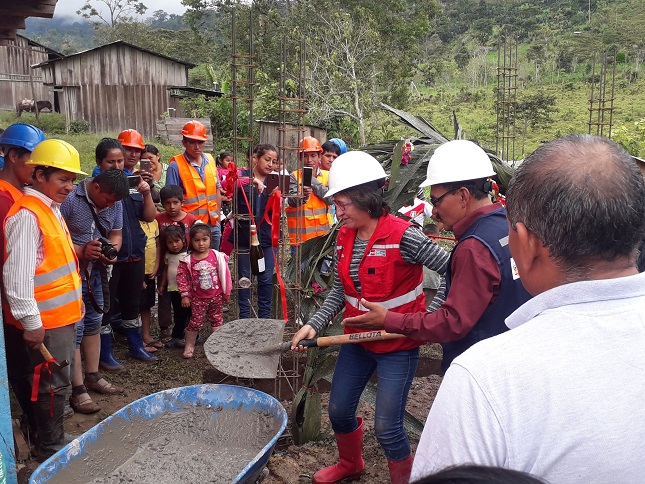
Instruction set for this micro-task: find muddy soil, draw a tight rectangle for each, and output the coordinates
[15,323,443,484]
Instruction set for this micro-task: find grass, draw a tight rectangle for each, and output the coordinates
[4,68,644,164]
[0,111,183,178]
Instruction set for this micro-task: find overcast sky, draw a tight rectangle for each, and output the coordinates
[54,1,187,20]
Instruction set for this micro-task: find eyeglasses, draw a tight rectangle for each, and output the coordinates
[332,199,353,211]
[430,188,459,207]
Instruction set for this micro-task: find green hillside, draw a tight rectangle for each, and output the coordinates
[20,0,645,157]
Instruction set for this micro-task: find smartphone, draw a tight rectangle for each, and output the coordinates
[265,174,290,193]
[127,175,141,189]
[301,166,313,187]
[139,158,151,173]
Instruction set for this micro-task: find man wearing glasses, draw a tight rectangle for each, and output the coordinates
[343,140,531,372]
[166,120,222,248]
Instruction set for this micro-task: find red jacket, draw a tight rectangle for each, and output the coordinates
[337,214,425,353]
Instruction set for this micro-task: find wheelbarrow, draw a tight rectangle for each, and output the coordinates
[29,384,288,484]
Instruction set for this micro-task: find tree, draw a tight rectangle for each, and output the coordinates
[77,0,148,27]
[516,92,557,156]
[305,12,377,146]
[454,45,470,70]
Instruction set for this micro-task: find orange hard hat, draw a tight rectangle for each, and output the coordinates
[181,120,208,141]
[117,129,145,150]
[298,136,323,153]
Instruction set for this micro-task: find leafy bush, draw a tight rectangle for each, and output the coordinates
[613,119,645,157]
[68,119,91,134]
[0,112,66,135]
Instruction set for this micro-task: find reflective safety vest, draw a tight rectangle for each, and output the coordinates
[0,179,23,204]
[3,195,82,330]
[336,214,425,353]
[285,169,332,246]
[172,153,219,225]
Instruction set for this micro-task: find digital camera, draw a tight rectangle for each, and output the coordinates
[97,237,118,260]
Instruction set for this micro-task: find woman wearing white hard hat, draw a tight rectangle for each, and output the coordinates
[291,151,449,484]
[343,140,532,385]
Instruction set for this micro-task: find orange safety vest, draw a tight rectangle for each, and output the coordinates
[285,169,333,246]
[0,179,23,204]
[171,153,219,225]
[3,195,82,330]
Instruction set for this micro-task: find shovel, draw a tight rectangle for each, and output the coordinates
[204,318,405,379]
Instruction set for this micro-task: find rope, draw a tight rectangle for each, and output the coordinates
[31,358,55,417]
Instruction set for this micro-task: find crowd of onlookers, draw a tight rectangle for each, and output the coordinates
[2,120,644,484]
[0,120,349,461]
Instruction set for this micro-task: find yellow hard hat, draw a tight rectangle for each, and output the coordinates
[26,139,87,175]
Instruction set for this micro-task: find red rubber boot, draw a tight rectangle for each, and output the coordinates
[387,453,414,484]
[313,417,366,484]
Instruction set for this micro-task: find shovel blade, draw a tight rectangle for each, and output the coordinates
[204,318,286,379]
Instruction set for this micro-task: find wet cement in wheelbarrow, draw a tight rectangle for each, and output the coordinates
[46,404,281,484]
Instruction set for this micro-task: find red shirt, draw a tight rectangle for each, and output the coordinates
[384,203,502,343]
[155,211,196,241]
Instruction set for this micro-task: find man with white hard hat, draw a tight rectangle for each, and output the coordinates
[343,139,532,372]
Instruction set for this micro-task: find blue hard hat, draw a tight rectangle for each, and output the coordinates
[0,123,46,152]
[329,138,348,154]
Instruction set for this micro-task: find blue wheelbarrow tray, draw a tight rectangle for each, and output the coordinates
[30,384,287,484]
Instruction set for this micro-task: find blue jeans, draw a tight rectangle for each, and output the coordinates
[238,246,275,318]
[210,223,221,250]
[328,344,419,460]
[76,267,104,348]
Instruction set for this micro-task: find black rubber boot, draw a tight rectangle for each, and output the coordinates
[33,394,66,461]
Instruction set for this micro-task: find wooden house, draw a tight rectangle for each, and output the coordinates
[0,34,62,111]
[33,41,197,138]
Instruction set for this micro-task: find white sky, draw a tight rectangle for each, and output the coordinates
[54,0,187,20]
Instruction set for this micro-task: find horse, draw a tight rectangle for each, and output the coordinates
[16,100,53,117]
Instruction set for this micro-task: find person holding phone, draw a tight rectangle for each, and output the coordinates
[285,136,333,255]
[98,134,158,363]
[230,144,279,319]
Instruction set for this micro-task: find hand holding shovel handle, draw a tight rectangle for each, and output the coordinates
[294,330,405,348]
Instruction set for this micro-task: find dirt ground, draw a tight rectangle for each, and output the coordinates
[15,323,443,484]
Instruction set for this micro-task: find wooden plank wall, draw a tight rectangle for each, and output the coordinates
[156,118,213,151]
[258,121,327,170]
[42,43,189,138]
[0,36,51,110]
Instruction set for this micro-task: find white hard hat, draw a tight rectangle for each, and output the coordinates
[326,151,387,198]
[420,140,495,187]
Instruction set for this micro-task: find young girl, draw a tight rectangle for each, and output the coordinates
[157,224,192,349]
[177,222,232,359]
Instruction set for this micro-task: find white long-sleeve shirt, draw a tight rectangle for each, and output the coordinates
[3,187,66,331]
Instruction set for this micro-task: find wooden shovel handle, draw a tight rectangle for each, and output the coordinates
[298,330,405,348]
[39,343,54,361]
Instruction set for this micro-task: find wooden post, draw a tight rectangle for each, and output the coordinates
[29,43,39,122]
[0,293,18,484]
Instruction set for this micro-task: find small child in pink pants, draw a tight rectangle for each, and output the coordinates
[177,222,232,358]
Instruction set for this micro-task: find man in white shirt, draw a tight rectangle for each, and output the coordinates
[3,139,86,459]
[412,134,645,484]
